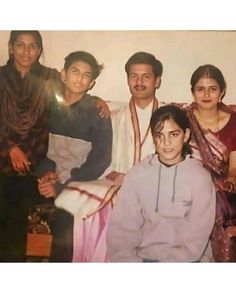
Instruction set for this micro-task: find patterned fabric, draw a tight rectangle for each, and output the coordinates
[186,103,236,262]
[28,203,56,234]
[0,60,62,175]
[210,224,236,262]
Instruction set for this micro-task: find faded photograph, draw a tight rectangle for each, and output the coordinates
[0,30,236,263]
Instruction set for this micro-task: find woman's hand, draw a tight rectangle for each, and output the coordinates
[94,97,110,118]
[9,145,30,174]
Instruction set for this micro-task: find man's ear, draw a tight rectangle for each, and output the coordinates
[61,69,66,83]
[155,77,162,89]
[184,128,191,142]
[89,80,96,90]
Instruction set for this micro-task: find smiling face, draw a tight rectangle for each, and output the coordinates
[9,33,42,75]
[192,76,225,111]
[127,64,161,105]
[153,118,190,165]
[61,60,95,98]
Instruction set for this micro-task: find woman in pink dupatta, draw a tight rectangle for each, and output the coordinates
[186,64,236,262]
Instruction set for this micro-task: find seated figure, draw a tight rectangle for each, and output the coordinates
[107,105,216,262]
[57,52,164,262]
[37,51,112,262]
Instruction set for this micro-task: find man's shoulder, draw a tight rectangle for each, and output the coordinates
[83,95,112,126]
[78,95,101,119]
[107,101,127,115]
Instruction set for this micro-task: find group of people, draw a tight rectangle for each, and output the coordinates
[0,30,236,262]
[0,31,110,262]
[107,58,236,262]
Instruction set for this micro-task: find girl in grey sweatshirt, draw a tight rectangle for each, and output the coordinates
[107,105,216,262]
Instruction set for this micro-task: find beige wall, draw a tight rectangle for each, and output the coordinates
[1,30,236,104]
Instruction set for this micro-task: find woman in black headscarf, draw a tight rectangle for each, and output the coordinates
[0,31,109,262]
[0,31,65,262]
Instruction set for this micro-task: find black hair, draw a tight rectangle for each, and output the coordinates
[190,64,226,98]
[125,52,163,78]
[9,30,43,58]
[150,105,192,157]
[64,51,104,80]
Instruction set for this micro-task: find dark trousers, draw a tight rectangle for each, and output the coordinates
[50,208,74,262]
[0,174,73,262]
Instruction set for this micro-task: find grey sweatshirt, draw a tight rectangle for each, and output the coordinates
[107,155,216,262]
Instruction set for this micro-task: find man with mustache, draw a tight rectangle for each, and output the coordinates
[106,51,163,184]
[72,52,163,262]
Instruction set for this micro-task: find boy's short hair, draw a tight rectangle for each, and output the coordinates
[64,51,104,79]
[125,52,163,78]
